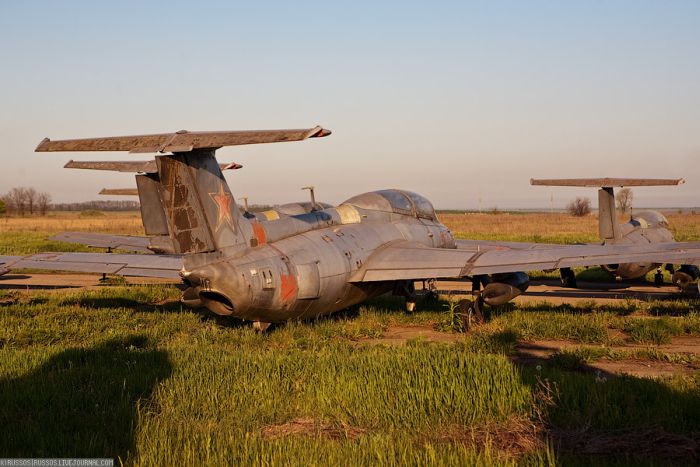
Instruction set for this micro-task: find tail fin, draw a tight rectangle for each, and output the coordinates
[531,178,685,244]
[157,150,248,254]
[42,126,332,254]
[597,187,619,242]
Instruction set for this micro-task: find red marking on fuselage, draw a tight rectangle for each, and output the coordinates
[251,221,267,245]
[208,183,235,231]
[280,274,297,303]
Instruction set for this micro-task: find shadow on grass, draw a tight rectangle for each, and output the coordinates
[57,296,185,314]
[517,351,700,462]
[0,335,172,461]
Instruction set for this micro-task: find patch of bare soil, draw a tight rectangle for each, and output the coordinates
[590,360,695,378]
[554,428,700,459]
[435,418,545,459]
[515,338,700,378]
[262,417,366,440]
[363,325,463,346]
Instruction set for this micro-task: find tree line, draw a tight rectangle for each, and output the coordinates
[1,187,140,215]
[1,187,52,215]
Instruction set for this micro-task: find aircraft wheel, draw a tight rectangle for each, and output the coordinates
[560,268,577,288]
[253,321,272,332]
[456,299,484,331]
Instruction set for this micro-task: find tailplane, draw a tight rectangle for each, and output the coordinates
[530,178,684,244]
[41,126,332,255]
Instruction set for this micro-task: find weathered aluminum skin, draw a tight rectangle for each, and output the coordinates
[181,191,455,322]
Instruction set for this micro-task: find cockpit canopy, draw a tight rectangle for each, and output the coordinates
[630,210,669,229]
[342,189,437,220]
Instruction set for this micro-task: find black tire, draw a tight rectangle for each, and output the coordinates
[560,268,577,288]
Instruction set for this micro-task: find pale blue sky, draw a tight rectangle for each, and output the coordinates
[1,1,698,208]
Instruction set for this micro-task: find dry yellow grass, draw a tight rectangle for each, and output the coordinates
[439,212,700,244]
[0,211,144,235]
[1,210,699,246]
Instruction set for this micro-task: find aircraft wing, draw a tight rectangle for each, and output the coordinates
[11,253,182,279]
[455,239,568,251]
[350,241,700,282]
[51,232,154,253]
[0,256,22,276]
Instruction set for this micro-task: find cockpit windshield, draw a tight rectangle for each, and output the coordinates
[342,189,437,220]
[632,211,669,228]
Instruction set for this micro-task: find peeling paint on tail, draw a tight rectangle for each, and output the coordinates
[156,150,251,254]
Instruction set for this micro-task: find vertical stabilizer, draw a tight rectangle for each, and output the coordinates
[157,150,250,254]
[598,187,620,243]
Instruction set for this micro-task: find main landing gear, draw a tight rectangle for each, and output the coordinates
[560,268,577,288]
[454,295,485,331]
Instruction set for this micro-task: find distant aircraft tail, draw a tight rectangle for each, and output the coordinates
[530,178,684,244]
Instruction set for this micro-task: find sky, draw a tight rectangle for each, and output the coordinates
[1,1,699,209]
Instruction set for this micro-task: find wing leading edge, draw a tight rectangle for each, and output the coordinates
[350,241,700,282]
[12,253,183,279]
[51,232,153,253]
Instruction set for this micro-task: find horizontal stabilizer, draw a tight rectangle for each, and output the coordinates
[64,160,242,173]
[530,178,685,188]
[99,188,139,196]
[37,126,331,153]
[13,252,183,279]
[51,232,153,253]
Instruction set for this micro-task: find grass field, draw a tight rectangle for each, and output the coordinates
[2,211,700,464]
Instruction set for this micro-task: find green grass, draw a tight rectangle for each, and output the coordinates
[3,286,700,464]
[0,232,95,255]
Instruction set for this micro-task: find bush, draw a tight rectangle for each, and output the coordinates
[567,197,591,217]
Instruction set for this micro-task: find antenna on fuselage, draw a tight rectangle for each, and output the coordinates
[302,186,318,211]
[240,196,250,213]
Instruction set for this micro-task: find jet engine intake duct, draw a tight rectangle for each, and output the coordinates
[480,272,530,306]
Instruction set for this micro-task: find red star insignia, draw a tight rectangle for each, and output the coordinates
[208,183,235,231]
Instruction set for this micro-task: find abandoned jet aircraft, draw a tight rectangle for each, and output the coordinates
[9,126,700,327]
[531,178,700,289]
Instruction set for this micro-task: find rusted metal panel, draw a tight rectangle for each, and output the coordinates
[157,154,216,254]
[37,127,331,153]
[530,178,685,187]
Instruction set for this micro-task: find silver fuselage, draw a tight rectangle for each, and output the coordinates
[182,205,454,322]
